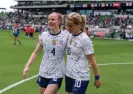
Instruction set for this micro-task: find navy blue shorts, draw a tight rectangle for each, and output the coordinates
[65,76,89,94]
[13,34,19,37]
[37,76,63,89]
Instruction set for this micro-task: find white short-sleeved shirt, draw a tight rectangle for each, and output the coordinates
[39,30,69,78]
[65,32,94,80]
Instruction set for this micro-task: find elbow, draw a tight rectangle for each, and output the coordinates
[32,51,38,57]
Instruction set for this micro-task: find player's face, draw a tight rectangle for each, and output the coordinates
[65,19,76,33]
[48,13,60,30]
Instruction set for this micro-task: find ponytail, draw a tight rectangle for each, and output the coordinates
[81,15,86,32]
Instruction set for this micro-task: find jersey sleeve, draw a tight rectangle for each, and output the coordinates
[82,37,94,55]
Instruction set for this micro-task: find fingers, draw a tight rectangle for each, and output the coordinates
[95,84,101,88]
[23,70,28,79]
[94,80,102,88]
[23,66,30,79]
[94,83,100,88]
[23,68,29,79]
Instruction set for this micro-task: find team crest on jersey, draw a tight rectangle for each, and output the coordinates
[69,39,72,45]
[52,40,56,45]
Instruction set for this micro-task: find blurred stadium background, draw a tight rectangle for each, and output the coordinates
[0,0,133,94]
[0,0,133,39]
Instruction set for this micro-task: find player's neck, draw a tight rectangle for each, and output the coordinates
[72,30,82,36]
[50,28,60,34]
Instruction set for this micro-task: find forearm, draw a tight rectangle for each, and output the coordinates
[25,52,38,67]
[90,60,99,76]
[25,40,42,67]
[87,53,101,88]
[88,54,99,76]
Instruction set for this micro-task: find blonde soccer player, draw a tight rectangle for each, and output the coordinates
[65,12,102,94]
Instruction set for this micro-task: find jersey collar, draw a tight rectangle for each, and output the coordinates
[72,31,83,36]
[49,30,61,36]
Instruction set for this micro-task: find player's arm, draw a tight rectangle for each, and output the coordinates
[87,54,99,76]
[23,36,43,78]
[83,37,101,88]
[87,54,101,88]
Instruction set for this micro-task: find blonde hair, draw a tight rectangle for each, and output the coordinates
[66,12,86,32]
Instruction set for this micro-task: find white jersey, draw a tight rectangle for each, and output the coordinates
[65,32,94,80]
[39,30,69,78]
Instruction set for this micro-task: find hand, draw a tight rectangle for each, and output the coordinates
[94,79,102,88]
[23,66,30,79]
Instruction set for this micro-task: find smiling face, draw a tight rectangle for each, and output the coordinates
[48,12,62,31]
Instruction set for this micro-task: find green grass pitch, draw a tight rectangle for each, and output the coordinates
[0,30,133,94]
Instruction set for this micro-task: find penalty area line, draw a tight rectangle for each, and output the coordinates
[0,62,133,94]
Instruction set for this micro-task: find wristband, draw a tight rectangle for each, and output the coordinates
[95,75,100,80]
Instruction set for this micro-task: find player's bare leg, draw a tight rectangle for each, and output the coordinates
[40,87,46,94]
[44,84,58,94]
[16,37,21,45]
[14,37,17,45]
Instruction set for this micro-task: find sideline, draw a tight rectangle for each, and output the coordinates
[0,62,133,94]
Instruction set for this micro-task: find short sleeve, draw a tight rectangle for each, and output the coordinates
[82,37,94,55]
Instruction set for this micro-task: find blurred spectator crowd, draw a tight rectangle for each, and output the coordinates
[0,11,133,40]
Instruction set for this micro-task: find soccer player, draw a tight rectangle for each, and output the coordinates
[12,24,21,45]
[29,25,35,38]
[23,12,69,94]
[65,12,102,94]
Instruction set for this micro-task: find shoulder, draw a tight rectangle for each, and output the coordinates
[61,30,70,35]
[39,31,49,41]
[40,31,49,36]
[81,32,93,45]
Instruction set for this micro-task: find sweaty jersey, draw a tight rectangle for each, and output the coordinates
[65,32,94,80]
[39,30,69,78]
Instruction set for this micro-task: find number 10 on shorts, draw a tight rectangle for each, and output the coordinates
[74,80,81,88]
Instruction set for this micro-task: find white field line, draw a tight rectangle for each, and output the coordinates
[98,62,133,66]
[0,75,38,94]
[0,62,133,94]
